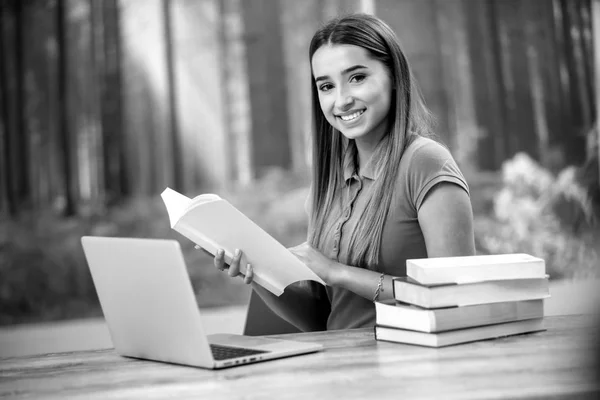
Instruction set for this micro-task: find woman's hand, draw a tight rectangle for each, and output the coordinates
[209,246,254,285]
[288,242,337,285]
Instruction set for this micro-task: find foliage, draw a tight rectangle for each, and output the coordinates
[474,153,599,279]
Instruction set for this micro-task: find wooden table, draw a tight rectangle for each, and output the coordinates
[1,315,598,399]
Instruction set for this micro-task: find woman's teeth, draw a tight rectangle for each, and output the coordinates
[340,110,364,121]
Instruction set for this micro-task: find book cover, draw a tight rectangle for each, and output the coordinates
[406,254,546,285]
[374,318,545,347]
[375,299,544,333]
[161,187,325,296]
[392,276,550,308]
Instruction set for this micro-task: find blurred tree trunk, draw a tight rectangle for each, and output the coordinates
[147,0,172,195]
[163,0,181,191]
[466,0,506,170]
[579,1,595,123]
[241,0,291,177]
[488,1,517,162]
[91,0,124,205]
[496,0,538,160]
[3,0,29,213]
[218,0,252,186]
[434,0,478,172]
[99,0,126,200]
[0,2,12,215]
[551,0,573,143]
[565,0,593,130]
[57,0,76,216]
[534,0,565,170]
[44,2,61,211]
[22,3,58,210]
[523,0,551,167]
[68,0,102,210]
[14,0,28,210]
[593,0,600,188]
[22,3,39,209]
[90,0,107,208]
[555,0,588,164]
[280,0,321,174]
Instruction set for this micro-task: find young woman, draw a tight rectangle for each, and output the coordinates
[213,14,475,331]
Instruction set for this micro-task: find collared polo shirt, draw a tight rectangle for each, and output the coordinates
[312,136,470,330]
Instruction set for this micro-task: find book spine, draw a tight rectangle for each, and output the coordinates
[428,313,437,332]
[393,280,430,308]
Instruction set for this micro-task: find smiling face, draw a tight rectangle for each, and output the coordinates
[311,44,393,145]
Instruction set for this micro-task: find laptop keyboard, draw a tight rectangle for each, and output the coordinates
[209,344,269,361]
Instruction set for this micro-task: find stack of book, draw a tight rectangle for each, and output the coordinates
[374,254,550,347]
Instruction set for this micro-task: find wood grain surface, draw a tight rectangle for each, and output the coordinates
[1,315,599,400]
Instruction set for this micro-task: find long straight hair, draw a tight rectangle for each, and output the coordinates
[307,14,433,270]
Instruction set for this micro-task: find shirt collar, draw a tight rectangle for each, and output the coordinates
[342,144,378,183]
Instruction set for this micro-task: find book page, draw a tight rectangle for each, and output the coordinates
[192,193,221,204]
[161,188,193,228]
[161,187,325,296]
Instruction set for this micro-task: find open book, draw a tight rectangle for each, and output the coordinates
[161,187,324,296]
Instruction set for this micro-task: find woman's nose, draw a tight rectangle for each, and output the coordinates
[335,93,354,111]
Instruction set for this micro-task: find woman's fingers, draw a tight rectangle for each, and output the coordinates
[214,248,250,281]
[243,264,253,284]
[228,249,242,277]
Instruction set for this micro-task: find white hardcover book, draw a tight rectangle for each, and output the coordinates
[375,318,545,347]
[392,276,550,308]
[406,254,546,285]
[375,299,544,333]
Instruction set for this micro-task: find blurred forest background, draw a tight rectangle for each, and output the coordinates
[0,0,599,326]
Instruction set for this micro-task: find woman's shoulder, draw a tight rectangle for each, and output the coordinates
[396,134,469,201]
[397,135,457,178]
[403,135,453,164]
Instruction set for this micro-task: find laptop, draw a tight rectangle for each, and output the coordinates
[80,236,323,369]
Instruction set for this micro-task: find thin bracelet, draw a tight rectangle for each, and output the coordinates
[372,273,385,302]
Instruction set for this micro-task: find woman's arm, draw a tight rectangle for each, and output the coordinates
[213,249,328,332]
[289,243,397,302]
[417,182,476,257]
[291,181,475,302]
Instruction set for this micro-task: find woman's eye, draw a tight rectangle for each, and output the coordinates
[350,74,366,83]
[319,83,333,92]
